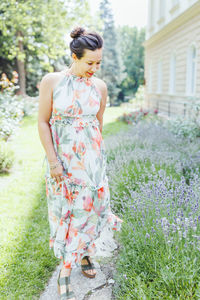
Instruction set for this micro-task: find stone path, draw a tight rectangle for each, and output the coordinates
[39,225,120,300]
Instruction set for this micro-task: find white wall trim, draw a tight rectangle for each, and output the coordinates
[186,42,197,96]
[169,52,177,95]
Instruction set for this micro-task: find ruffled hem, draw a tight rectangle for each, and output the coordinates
[45,171,123,269]
[49,209,123,269]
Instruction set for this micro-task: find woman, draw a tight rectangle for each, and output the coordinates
[38,26,123,300]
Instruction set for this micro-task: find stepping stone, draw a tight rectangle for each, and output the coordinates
[71,261,106,300]
[39,262,106,300]
[88,286,112,300]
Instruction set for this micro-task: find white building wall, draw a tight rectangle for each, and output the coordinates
[146,0,199,40]
[144,3,200,117]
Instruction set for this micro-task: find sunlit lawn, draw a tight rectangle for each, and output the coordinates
[0,107,129,299]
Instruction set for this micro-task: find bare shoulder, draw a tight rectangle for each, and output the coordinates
[40,69,68,91]
[92,77,107,94]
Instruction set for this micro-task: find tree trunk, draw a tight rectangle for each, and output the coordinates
[16,31,26,95]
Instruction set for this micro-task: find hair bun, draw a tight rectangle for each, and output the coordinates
[70,27,85,39]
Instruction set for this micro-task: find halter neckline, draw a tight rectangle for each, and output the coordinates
[61,69,102,99]
[65,70,92,83]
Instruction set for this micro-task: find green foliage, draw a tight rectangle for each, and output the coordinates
[0,71,37,140]
[0,0,88,63]
[0,0,91,95]
[0,72,24,140]
[98,0,122,106]
[165,117,200,140]
[117,25,145,98]
[0,138,14,173]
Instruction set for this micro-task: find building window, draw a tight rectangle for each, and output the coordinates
[150,0,155,29]
[172,0,179,6]
[169,54,176,95]
[186,45,197,96]
[148,61,153,93]
[159,0,165,19]
[157,60,162,94]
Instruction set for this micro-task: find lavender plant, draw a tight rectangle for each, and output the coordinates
[104,120,200,298]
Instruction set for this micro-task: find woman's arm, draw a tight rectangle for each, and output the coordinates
[95,80,108,134]
[38,73,58,163]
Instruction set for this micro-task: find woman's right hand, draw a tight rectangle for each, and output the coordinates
[49,160,64,183]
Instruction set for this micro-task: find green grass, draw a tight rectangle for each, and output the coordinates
[0,109,127,299]
[103,105,133,125]
[103,106,130,137]
[0,114,59,299]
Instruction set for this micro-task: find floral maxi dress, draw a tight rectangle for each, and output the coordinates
[44,71,123,269]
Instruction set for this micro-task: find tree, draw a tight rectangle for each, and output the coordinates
[0,0,90,95]
[98,0,122,106]
[117,25,145,98]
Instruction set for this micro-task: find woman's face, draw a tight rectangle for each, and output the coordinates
[72,48,102,78]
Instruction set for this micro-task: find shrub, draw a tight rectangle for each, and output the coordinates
[117,108,158,125]
[0,138,14,173]
[163,117,200,140]
[0,72,38,140]
[0,72,24,140]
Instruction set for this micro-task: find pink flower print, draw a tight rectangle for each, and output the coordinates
[72,89,86,103]
[86,225,95,236]
[63,153,73,164]
[49,238,54,248]
[74,177,83,185]
[73,141,86,160]
[72,141,77,153]
[89,96,99,107]
[64,104,74,115]
[45,179,49,196]
[63,183,79,205]
[54,130,60,146]
[68,222,78,238]
[83,195,93,212]
[98,186,105,200]
[72,158,85,170]
[107,212,123,230]
[63,260,72,269]
[72,90,81,102]
[66,234,72,245]
[80,219,88,229]
[91,131,102,155]
[64,103,83,116]
[94,205,106,216]
[77,237,86,251]
[77,142,86,157]
[75,126,84,133]
[87,242,96,255]
[63,210,71,220]
[52,184,62,195]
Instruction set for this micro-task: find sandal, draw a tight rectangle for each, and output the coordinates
[57,269,76,300]
[81,256,96,278]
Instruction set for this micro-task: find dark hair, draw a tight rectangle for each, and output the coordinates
[69,26,103,59]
